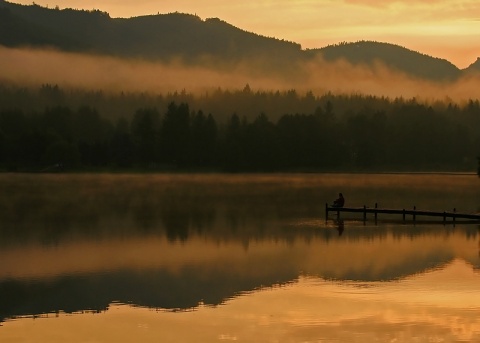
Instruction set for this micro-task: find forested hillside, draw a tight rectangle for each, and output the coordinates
[0,0,475,81]
[1,1,479,173]
[311,41,461,81]
[0,84,478,172]
[0,0,303,74]
[465,58,480,73]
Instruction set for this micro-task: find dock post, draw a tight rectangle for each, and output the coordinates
[413,206,416,222]
[325,203,329,221]
[402,209,405,222]
[374,203,378,223]
[363,205,367,222]
[443,211,446,224]
[453,208,456,225]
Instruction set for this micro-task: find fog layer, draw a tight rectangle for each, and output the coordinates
[1,46,479,101]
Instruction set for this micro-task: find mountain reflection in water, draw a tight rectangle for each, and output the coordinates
[0,173,479,342]
[1,222,479,322]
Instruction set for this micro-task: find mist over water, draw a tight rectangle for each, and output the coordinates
[1,46,479,101]
[0,173,479,343]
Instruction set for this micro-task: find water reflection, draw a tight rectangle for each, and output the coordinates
[1,223,479,323]
[0,173,479,342]
[335,219,345,235]
[2,260,480,343]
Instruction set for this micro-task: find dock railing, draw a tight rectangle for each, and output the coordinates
[325,203,480,223]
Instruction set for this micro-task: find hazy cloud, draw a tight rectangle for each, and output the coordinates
[0,46,479,102]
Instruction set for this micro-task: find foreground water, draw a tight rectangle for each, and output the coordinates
[0,173,479,342]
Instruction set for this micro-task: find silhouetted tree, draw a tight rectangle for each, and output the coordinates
[244,113,278,170]
[222,113,247,171]
[111,117,134,168]
[0,110,26,169]
[38,106,82,168]
[131,108,161,167]
[74,106,112,167]
[277,113,322,169]
[190,110,218,167]
[160,102,190,167]
[346,110,387,168]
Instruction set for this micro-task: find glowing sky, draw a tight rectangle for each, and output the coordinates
[10,0,480,68]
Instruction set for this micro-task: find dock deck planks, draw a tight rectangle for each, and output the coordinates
[326,203,480,222]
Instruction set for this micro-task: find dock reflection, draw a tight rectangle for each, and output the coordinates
[0,173,479,326]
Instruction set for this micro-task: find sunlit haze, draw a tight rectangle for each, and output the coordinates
[2,45,480,101]
[10,0,480,69]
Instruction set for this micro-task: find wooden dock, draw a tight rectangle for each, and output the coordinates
[325,203,480,223]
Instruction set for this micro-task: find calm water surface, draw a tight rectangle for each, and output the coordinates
[0,173,479,342]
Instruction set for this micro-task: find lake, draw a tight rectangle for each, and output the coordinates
[0,173,479,342]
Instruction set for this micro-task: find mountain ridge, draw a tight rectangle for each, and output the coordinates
[0,0,478,81]
[310,41,461,81]
[465,57,480,73]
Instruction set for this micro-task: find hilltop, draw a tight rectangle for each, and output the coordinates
[465,58,480,73]
[0,0,303,75]
[310,41,461,81]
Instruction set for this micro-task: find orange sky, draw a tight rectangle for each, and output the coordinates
[10,0,480,69]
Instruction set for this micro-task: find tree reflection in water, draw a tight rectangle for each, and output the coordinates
[0,173,479,327]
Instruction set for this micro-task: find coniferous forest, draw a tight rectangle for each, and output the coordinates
[0,84,479,173]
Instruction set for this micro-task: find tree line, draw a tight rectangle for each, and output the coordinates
[0,97,478,172]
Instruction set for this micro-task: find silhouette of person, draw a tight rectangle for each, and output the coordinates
[332,193,345,208]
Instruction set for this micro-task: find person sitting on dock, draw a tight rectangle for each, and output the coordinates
[332,193,345,208]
